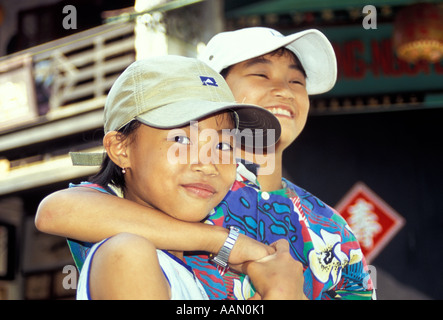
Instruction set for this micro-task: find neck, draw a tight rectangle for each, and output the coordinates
[257,151,283,191]
[242,146,284,192]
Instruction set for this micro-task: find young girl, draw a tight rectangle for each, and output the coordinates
[60,55,302,299]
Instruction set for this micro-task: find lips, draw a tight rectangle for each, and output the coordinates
[182,183,216,199]
[265,106,294,118]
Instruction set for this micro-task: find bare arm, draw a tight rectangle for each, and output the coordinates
[88,233,171,300]
[35,187,273,263]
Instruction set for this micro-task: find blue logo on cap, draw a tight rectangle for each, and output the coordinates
[200,76,218,87]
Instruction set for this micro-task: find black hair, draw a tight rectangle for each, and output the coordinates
[90,120,142,193]
[220,47,307,79]
[214,110,238,129]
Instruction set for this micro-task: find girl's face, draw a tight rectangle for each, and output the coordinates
[224,50,310,151]
[123,112,237,222]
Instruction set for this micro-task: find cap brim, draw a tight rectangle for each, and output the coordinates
[70,152,105,166]
[235,107,281,149]
[283,30,337,95]
[136,99,281,148]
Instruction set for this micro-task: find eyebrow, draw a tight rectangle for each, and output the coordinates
[244,56,307,77]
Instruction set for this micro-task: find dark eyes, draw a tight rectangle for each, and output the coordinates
[171,135,233,151]
[251,74,304,85]
[289,79,304,85]
[173,135,191,144]
[253,73,268,78]
[217,142,233,151]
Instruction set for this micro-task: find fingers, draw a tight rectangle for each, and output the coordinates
[253,252,277,263]
[270,239,290,252]
[250,239,291,263]
[238,260,253,275]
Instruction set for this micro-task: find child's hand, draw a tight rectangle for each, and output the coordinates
[228,233,275,268]
[242,239,307,300]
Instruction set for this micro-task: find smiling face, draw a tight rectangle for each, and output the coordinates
[122,112,237,222]
[224,49,310,151]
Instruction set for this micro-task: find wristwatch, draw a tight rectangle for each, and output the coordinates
[210,226,240,269]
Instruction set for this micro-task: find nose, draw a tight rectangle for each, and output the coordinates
[191,160,219,176]
[189,143,219,176]
[270,79,295,100]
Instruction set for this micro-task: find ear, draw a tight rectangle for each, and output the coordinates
[103,131,130,169]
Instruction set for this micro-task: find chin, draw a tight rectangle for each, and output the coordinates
[174,207,214,223]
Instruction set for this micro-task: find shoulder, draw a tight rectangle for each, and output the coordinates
[283,179,356,239]
[284,179,341,220]
[69,181,121,196]
[87,233,171,299]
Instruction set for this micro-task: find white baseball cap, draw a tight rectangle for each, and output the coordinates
[200,27,337,95]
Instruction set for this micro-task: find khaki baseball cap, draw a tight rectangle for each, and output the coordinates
[71,55,281,166]
[200,27,337,95]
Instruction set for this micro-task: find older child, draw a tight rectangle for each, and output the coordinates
[68,55,295,299]
[188,27,373,300]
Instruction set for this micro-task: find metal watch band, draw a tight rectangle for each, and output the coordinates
[210,226,240,268]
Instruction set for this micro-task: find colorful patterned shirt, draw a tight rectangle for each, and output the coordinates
[185,164,374,300]
[67,163,374,300]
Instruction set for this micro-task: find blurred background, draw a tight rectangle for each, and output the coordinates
[0,0,441,300]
